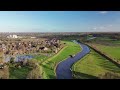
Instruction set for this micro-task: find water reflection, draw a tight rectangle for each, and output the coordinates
[4,55,34,62]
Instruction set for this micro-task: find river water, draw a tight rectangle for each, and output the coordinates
[4,55,34,62]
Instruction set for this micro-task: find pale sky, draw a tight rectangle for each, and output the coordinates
[0,11,119,32]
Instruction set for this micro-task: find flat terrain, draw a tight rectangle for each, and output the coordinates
[92,44,120,60]
[41,41,81,79]
[87,37,120,61]
[72,49,120,79]
[34,54,52,63]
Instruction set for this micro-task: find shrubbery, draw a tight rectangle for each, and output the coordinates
[26,64,41,79]
[10,57,15,64]
[26,59,38,68]
[25,59,42,79]
[7,58,42,79]
[0,65,9,79]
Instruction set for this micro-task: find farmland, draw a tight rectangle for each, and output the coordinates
[86,37,120,61]
[72,49,120,79]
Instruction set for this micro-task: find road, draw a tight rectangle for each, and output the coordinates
[56,41,90,79]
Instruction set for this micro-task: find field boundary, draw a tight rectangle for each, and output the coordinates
[85,43,120,68]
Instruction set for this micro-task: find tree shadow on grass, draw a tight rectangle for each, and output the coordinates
[72,71,98,79]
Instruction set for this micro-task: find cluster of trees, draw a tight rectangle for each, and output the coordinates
[110,35,120,40]
[26,60,42,79]
[4,57,42,79]
[0,49,9,79]
[79,32,120,42]
[0,65,9,79]
[20,59,42,79]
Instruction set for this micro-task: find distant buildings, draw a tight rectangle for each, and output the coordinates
[7,35,22,39]
[31,37,36,39]
[7,35,18,38]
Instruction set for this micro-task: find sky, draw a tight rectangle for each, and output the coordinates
[0,11,120,32]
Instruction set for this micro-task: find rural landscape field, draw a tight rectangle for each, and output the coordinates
[0,11,120,79]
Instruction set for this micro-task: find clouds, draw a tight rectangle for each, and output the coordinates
[93,27,97,30]
[99,11,108,14]
[91,25,114,32]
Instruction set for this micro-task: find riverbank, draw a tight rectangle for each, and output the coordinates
[72,49,120,79]
[56,42,90,79]
[41,40,81,79]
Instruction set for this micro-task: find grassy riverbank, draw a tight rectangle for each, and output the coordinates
[72,49,120,79]
[41,41,81,79]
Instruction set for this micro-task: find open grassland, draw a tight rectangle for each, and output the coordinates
[41,41,81,79]
[9,66,32,79]
[34,54,52,63]
[91,44,120,61]
[87,37,120,61]
[72,49,120,79]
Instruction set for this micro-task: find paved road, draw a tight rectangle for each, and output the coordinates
[56,42,90,79]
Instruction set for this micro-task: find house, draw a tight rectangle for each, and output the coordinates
[44,47,48,51]
[39,47,48,51]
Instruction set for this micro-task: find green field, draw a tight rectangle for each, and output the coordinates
[41,41,81,79]
[88,37,120,60]
[9,66,32,79]
[72,49,120,79]
[88,37,120,61]
[92,44,120,61]
[34,54,52,63]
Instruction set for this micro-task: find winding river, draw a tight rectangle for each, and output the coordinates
[56,41,90,79]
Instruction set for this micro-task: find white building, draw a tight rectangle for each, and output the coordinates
[7,35,18,38]
[13,35,18,38]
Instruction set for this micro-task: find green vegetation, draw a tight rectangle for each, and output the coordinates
[0,66,9,79]
[26,64,42,79]
[87,37,120,61]
[72,49,120,79]
[34,54,52,63]
[9,66,32,79]
[41,41,81,79]
[91,44,120,61]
